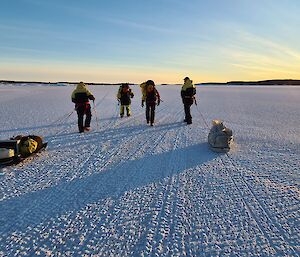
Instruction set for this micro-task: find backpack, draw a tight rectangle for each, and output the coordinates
[184,87,196,97]
[121,84,129,93]
[118,84,130,96]
[140,80,156,100]
[146,84,154,93]
[19,138,38,157]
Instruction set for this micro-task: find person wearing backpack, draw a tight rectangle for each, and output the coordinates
[181,77,196,125]
[117,83,134,118]
[140,80,160,126]
[71,82,95,133]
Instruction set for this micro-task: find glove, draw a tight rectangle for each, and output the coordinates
[141,100,144,107]
[157,99,160,106]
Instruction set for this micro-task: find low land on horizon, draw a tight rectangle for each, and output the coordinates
[1,79,300,86]
[200,79,300,86]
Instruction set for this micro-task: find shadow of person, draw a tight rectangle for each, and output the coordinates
[46,121,186,151]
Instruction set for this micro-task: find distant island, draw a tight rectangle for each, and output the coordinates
[1,79,300,86]
[199,79,300,86]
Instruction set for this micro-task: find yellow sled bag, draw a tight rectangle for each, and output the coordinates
[19,138,38,156]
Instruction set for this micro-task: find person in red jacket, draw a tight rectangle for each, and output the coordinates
[141,80,160,126]
[71,82,95,133]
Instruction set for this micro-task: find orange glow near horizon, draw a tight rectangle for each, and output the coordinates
[1,58,300,84]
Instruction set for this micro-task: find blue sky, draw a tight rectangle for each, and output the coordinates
[1,0,300,83]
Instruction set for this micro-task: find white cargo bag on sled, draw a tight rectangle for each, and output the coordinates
[208,120,233,153]
[0,148,15,159]
[0,140,19,165]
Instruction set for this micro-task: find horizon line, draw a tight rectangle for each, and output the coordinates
[1,78,300,85]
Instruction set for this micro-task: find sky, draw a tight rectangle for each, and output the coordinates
[1,0,300,84]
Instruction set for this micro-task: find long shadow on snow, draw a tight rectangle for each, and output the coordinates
[0,142,217,235]
[0,121,76,134]
[0,115,118,135]
[48,121,186,150]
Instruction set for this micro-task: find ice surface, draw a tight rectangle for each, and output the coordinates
[0,84,299,256]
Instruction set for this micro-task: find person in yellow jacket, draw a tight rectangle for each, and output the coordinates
[71,82,95,133]
[117,83,134,118]
[181,77,196,125]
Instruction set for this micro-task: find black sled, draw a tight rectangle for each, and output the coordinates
[0,139,48,168]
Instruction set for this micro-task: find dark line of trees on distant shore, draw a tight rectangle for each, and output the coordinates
[0,80,133,86]
[200,79,300,86]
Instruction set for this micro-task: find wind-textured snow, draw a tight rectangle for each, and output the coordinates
[0,84,299,256]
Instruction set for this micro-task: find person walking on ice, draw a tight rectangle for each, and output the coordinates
[140,80,160,126]
[181,77,196,125]
[71,81,95,133]
[117,83,134,118]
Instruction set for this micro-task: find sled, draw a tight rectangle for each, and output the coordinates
[208,120,233,153]
[209,145,231,153]
[0,140,48,167]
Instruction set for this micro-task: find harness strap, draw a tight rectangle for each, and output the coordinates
[75,102,90,114]
[76,101,90,106]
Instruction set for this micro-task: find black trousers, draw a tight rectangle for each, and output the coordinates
[76,105,92,132]
[146,103,156,124]
[184,103,192,123]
